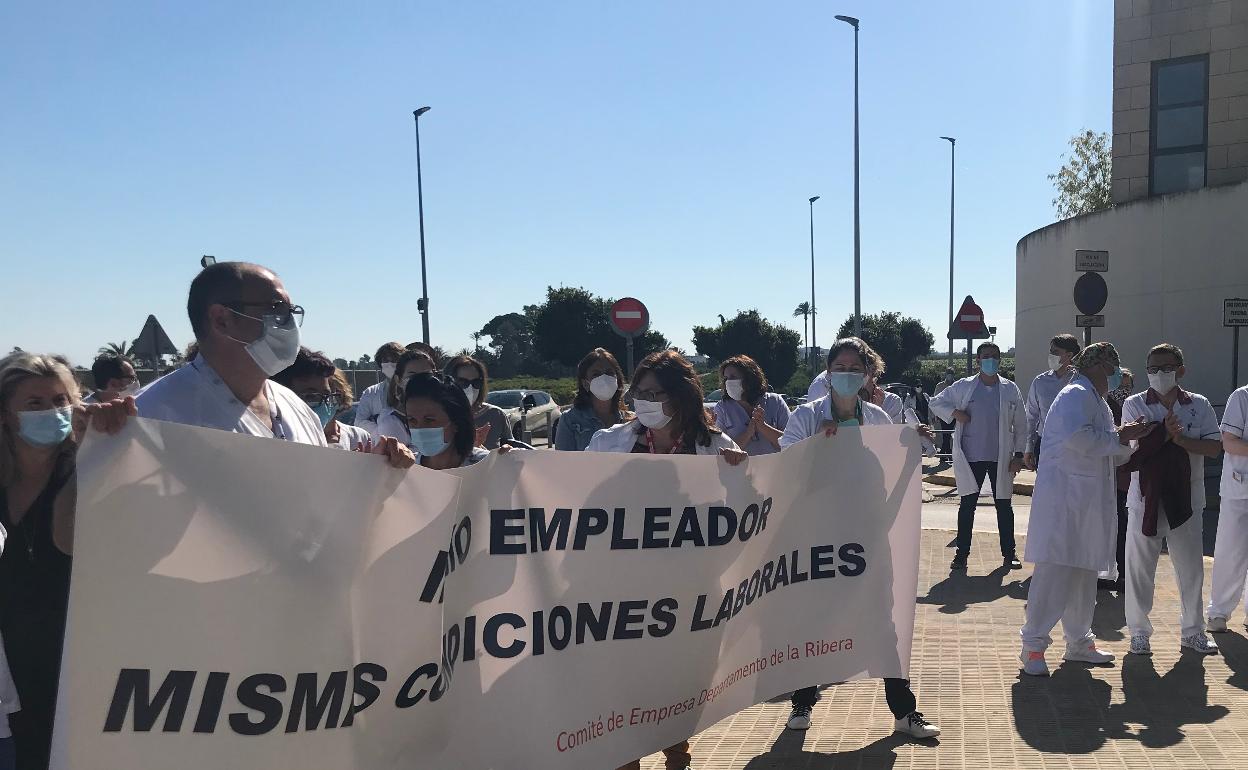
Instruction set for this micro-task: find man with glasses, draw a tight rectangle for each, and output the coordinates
[274,347,373,451]
[1121,343,1221,656]
[84,353,139,403]
[929,342,1028,571]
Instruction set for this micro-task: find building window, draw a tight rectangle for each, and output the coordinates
[1150,55,1208,196]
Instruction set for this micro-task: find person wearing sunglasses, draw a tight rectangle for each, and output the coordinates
[131,262,413,467]
[928,342,1029,572]
[353,342,405,438]
[83,353,139,404]
[401,373,490,468]
[375,349,437,444]
[444,355,512,450]
[554,348,629,451]
[273,348,373,452]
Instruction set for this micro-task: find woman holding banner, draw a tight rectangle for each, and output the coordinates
[554,348,628,451]
[588,350,744,770]
[400,372,491,468]
[0,352,85,769]
[778,338,941,740]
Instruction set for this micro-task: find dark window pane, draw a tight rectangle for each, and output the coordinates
[1152,151,1205,194]
[1156,105,1205,149]
[1156,60,1206,106]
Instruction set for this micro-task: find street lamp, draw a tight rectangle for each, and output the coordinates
[808,195,820,374]
[940,136,956,369]
[835,14,861,338]
[413,106,432,345]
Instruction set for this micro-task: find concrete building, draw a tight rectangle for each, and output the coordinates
[1016,0,1248,406]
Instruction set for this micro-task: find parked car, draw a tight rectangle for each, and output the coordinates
[485,389,560,438]
[703,388,723,411]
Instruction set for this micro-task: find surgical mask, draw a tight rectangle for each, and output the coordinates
[839,417,861,427]
[633,399,672,429]
[228,311,301,377]
[17,406,73,448]
[409,426,450,457]
[827,371,866,397]
[462,386,479,404]
[312,402,336,428]
[724,379,745,401]
[1107,367,1124,392]
[980,358,1000,376]
[1047,354,1062,372]
[1148,371,1177,395]
[588,374,618,402]
[381,363,397,379]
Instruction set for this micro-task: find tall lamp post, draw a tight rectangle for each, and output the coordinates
[835,14,861,338]
[413,106,432,345]
[808,195,820,374]
[940,136,956,368]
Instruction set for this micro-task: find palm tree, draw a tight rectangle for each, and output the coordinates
[792,303,811,367]
[471,331,483,354]
[97,341,129,357]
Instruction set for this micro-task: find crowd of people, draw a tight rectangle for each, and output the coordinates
[2,260,1247,768]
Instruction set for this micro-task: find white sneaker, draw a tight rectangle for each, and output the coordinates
[894,711,941,739]
[1181,633,1219,655]
[1208,616,1228,633]
[786,704,812,730]
[1020,649,1049,676]
[1064,640,1115,664]
[1128,635,1152,656]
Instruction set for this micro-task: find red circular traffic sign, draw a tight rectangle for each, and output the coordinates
[609,297,649,337]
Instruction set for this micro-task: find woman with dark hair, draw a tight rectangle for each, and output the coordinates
[375,349,437,443]
[713,355,789,455]
[401,373,489,468]
[353,341,405,436]
[273,348,372,451]
[554,348,628,451]
[445,355,512,450]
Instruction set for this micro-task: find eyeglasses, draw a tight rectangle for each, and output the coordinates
[1145,365,1179,374]
[631,388,668,402]
[225,301,305,328]
[454,377,485,390]
[300,393,342,409]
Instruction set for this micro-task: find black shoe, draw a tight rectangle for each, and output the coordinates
[1004,555,1022,570]
[950,553,967,570]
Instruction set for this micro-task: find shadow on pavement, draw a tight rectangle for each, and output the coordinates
[1091,588,1127,642]
[1217,629,1248,692]
[916,565,1029,614]
[740,728,913,769]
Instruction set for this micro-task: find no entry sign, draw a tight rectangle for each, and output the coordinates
[945,295,989,340]
[609,297,649,337]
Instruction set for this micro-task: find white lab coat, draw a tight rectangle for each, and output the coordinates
[928,374,1028,499]
[586,420,740,454]
[1023,373,1133,571]
[806,372,904,423]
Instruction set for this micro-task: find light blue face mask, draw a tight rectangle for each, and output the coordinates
[1107,367,1124,392]
[17,406,74,448]
[409,426,450,457]
[827,371,866,397]
[980,358,1000,376]
[312,402,336,428]
[838,418,861,427]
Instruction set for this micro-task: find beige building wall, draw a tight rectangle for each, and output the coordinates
[1113,0,1248,202]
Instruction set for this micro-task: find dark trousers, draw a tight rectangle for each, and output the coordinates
[956,460,1016,558]
[1116,490,1128,580]
[792,678,916,720]
[938,420,953,455]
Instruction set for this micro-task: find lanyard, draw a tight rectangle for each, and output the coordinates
[646,429,682,454]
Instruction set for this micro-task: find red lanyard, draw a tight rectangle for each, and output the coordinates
[646,429,682,454]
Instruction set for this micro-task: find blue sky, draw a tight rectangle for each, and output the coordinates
[0,1,1110,368]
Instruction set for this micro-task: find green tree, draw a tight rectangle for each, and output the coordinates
[1049,129,1112,220]
[692,310,801,390]
[97,341,129,358]
[792,302,812,369]
[835,311,935,383]
[479,312,536,378]
[527,286,668,375]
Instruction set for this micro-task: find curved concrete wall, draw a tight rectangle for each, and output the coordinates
[1016,182,1248,406]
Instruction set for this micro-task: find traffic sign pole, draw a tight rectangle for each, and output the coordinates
[1234,326,1240,393]
[1227,298,1248,390]
[609,297,650,378]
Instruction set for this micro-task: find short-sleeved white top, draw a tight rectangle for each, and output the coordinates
[1221,386,1248,500]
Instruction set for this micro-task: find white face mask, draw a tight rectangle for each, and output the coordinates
[1148,371,1177,395]
[118,381,140,398]
[588,374,618,402]
[228,311,301,377]
[724,379,745,401]
[381,363,397,379]
[1048,354,1062,372]
[463,386,479,404]
[633,398,672,429]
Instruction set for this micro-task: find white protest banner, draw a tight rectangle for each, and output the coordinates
[56,417,922,769]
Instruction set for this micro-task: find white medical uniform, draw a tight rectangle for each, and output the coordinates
[136,358,328,446]
[330,422,373,451]
[1122,387,1220,640]
[353,381,391,438]
[1020,373,1132,653]
[587,421,740,454]
[806,372,904,423]
[928,375,1028,499]
[1208,386,1248,622]
[780,396,893,449]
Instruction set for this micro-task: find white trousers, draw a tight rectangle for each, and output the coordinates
[1208,498,1248,621]
[1125,503,1205,639]
[1020,562,1098,652]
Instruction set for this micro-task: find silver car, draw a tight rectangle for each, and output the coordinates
[485,389,560,438]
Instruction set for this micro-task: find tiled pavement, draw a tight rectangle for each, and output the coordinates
[638,529,1248,769]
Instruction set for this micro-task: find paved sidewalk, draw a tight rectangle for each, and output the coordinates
[639,528,1248,769]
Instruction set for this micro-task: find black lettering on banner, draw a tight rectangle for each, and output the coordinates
[671,506,705,547]
[642,508,672,549]
[838,543,867,576]
[731,578,748,618]
[708,507,736,546]
[104,669,196,733]
[396,663,439,708]
[690,594,715,631]
[745,569,762,603]
[463,615,477,662]
[759,497,773,533]
[649,598,678,637]
[418,549,450,604]
[529,508,572,551]
[613,600,647,640]
[193,671,230,733]
[576,602,613,643]
[713,590,733,626]
[451,516,471,565]
[573,509,608,550]
[345,663,387,724]
[790,550,809,583]
[285,671,348,733]
[610,508,638,550]
[549,605,573,652]
[490,509,526,555]
[759,560,776,594]
[738,504,759,541]
[811,544,838,579]
[484,613,527,658]
[533,609,546,656]
[229,673,287,736]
